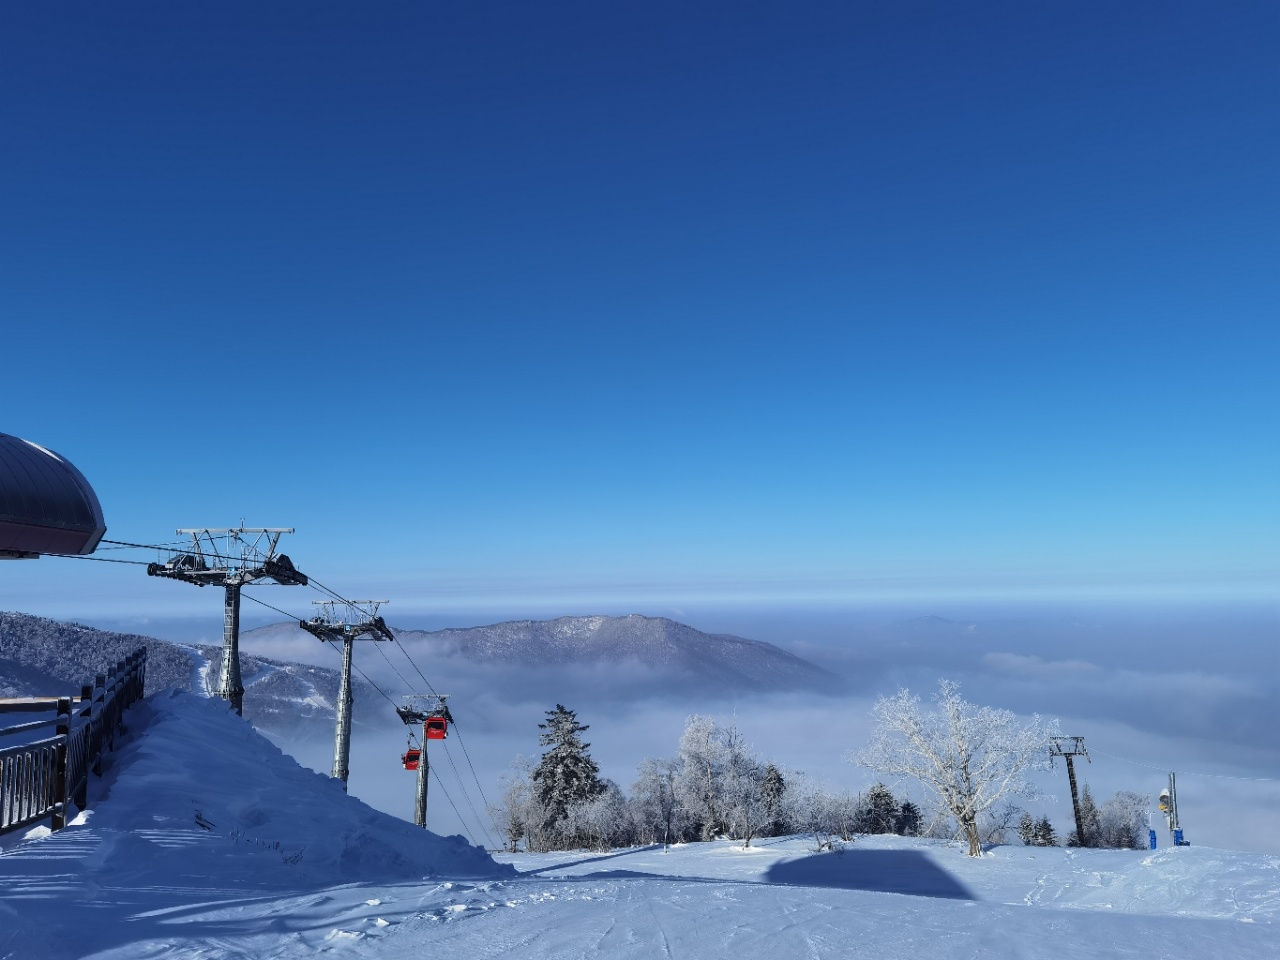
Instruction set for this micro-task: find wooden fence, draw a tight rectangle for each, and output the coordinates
[0,648,147,836]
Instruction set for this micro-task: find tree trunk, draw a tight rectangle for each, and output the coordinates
[962,813,982,857]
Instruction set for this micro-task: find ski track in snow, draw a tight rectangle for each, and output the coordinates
[1,692,1277,959]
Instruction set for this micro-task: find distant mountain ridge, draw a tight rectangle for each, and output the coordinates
[394,614,841,694]
[0,611,368,739]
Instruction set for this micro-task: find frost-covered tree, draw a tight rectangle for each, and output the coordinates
[675,715,741,840]
[670,715,776,846]
[631,757,686,846]
[1098,790,1149,850]
[803,787,861,842]
[489,756,534,851]
[760,764,786,835]
[857,679,1059,857]
[722,751,771,848]
[564,780,632,851]
[531,705,605,832]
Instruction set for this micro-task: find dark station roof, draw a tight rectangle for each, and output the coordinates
[0,433,106,558]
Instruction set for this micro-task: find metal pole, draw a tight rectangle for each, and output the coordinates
[414,731,429,828]
[216,580,245,715]
[1065,754,1087,847]
[331,634,355,787]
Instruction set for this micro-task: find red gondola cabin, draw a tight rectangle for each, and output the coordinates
[402,748,420,771]
[425,717,448,740]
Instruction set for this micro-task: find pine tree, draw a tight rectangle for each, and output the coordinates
[856,782,900,834]
[1018,812,1036,846]
[530,705,605,829]
[895,800,922,837]
[1068,784,1102,847]
[1033,816,1057,846]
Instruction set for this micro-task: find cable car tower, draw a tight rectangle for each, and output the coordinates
[396,694,452,828]
[298,600,393,789]
[1050,736,1091,847]
[147,526,307,715]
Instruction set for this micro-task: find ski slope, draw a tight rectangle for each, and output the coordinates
[1,691,1276,959]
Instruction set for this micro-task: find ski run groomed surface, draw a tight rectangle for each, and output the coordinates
[1,691,1276,959]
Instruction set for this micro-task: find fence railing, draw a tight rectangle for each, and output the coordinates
[0,648,147,836]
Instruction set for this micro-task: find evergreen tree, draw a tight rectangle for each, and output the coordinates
[895,800,922,837]
[1033,816,1057,846]
[1068,784,1102,847]
[530,705,605,827]
[855,782,900,834]
[760,764,786,835]
[1018,812,1036,846]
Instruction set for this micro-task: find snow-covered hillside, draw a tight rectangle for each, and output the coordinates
[0,612,371,740]
[245,613,841,695]
[400,614,841,693]
[1,691,1275,959]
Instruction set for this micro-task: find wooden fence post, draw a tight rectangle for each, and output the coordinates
[75,685,93,810]
[50,697,71,831]
[92,674,106,776]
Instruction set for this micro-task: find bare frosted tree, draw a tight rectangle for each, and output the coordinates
[856,679,1059,857]
[675,715,732,840]
[1098,790,1149,849]
[489,756,534,852]
[631,757,685,846]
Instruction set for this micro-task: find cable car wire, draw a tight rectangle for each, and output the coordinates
[444,721,500,839]
[1089,748,1280,783]
[371,641,418,693]
[47,553,152,565]
[428,765,478,846]
[440,741,499,850]
[100,537,191,550]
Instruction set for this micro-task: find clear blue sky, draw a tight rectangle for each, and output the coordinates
[3,1,1276,615]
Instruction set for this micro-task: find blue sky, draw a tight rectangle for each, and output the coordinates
[3,1,1277,616]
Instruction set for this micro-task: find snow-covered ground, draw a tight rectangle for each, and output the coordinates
[1,692,1276,959]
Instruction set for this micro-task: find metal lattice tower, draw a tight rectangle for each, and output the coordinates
[146,526,307,715]
[1050,736,1091,846]
[298,600,393,789]
[397,695,452,828]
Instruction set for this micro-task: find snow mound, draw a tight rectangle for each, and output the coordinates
[43,689,511,887]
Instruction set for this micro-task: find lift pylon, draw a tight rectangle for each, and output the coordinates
[146,526,307,715]
[396,694,452,828]
[298,600,394,789]
[1050,736,1091,847]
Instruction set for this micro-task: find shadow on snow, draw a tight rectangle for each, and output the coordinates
[765,849,975,900]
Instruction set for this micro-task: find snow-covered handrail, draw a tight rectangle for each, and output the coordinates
[0,647,147,835]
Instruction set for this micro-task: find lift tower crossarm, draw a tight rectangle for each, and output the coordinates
[144,526,307,714]
[298,601,393,788]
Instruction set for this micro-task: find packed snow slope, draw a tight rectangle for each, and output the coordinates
[1,690,1277,959]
